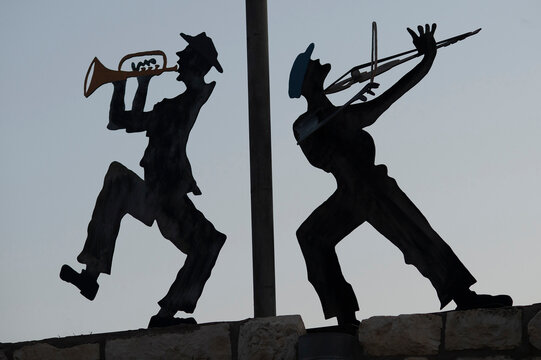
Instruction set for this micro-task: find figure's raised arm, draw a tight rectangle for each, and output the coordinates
[365,24,437,122]
[107,75,153,133]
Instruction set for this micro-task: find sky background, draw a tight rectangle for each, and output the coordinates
[1,1,540,343]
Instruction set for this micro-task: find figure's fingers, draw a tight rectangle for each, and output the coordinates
[431,23,437,35]
[417,25,424,35]
[366,90,375,96]
[407,27,418,39]
[425,24,430,34]
[359,95,367,102]
[363,82,379,93]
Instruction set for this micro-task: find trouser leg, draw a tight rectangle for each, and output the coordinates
[367,166,476,308]
[157,196,226,313]
[77,161,154,275]
[297,189,365,319]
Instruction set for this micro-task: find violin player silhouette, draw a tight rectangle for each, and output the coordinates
[290,24,512,327]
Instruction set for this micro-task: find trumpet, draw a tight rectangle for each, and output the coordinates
[84,50,178,97]
[325,28,481,94]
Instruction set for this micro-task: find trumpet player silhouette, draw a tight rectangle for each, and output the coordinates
[290,24,512,327]
[60,32,226,328]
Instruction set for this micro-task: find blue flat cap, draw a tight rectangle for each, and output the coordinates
[288,43,314,98]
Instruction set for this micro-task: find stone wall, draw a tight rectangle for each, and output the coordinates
[358,303,541,360]
[1,304,540,360]
[0,315,305,360]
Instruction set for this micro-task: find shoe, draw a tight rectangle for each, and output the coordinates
[60,265,99,301]
[337,313,360,327]
[148,315,197,329]
[455,290,513,311]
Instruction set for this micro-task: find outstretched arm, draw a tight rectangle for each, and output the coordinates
[369,24,437,120]
[344,24,438,128]
[108,75,153,133]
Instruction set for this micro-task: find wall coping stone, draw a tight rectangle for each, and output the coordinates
[2,305,541,360]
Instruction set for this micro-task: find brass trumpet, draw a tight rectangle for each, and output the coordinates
[84,50,178,97]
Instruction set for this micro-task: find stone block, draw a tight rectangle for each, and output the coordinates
[528,310,541,350]
[106,323,231,360]
[445,308,521,350]
[238,315,306,360]
[0,352,7,360]
[13,343,99,360]
[358,313,442,356]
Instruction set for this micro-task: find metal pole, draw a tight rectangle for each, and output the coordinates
[245,0,276,317]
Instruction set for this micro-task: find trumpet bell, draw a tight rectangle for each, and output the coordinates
[84,57,123,98]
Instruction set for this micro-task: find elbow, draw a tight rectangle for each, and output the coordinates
[107,122,121,130]
[108,111,126,130]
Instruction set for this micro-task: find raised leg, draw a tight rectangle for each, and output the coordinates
[76,161,155,275]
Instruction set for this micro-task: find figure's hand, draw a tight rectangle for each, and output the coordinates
[356,82,379,102]
[137,74,153,87]
[407,24,437,57]
[363,82,379,96]
[112,79,127,90]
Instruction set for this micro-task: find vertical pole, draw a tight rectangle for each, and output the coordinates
[245,0,276,317]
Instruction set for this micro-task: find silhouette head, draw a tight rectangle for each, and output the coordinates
[302,59,331,98]
[289,43,330,99]
[177,32,223,82]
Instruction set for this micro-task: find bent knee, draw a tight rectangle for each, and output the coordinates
[296,224,315,250]
[213,231,227,246]
[104,161,137,185]
[297,221,342,253]
[296,224,307,243]
[107,161,128,176]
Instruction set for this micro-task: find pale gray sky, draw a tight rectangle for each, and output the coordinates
[1,0,540,342]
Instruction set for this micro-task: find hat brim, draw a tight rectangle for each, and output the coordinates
[288,43,314,98]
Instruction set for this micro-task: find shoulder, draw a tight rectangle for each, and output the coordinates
[293,110,322,142]
[206,81,216,91]
[292,111,310,132]
[201,81,216,99]
[293,112,308,126]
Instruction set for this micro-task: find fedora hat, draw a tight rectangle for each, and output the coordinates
[180,32,223,73]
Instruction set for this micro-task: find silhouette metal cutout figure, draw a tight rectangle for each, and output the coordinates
[290,24,512,328]
[61,32,226,328]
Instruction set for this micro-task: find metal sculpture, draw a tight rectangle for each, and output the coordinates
[61,32,226,328]
[290,24,512,328]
